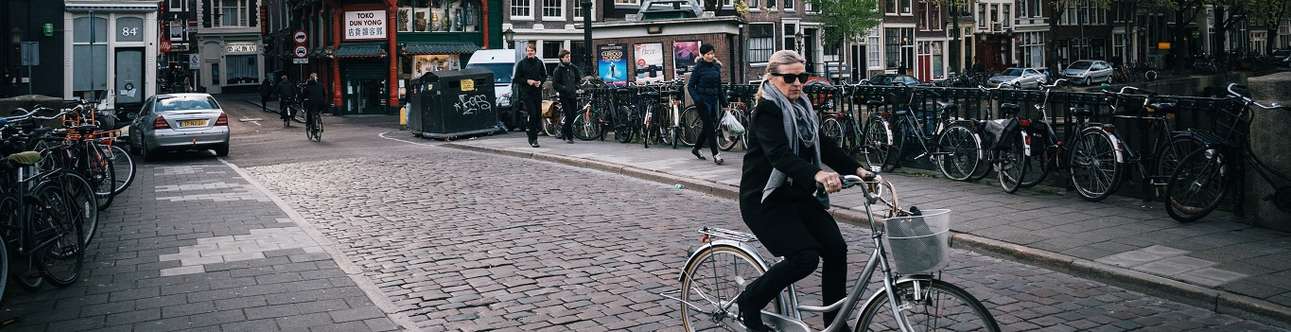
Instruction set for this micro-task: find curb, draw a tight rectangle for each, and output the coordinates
[441,142,1291,328]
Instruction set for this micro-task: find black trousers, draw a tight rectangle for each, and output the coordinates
[693,99,720,156]
[280,100,293,123]
[739,201,848,327]
[560,97,578,140]
[523,91,543,142]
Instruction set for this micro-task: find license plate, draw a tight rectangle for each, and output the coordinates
[180,120,207,128]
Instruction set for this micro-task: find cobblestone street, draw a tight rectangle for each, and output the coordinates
[244,145,1285,331]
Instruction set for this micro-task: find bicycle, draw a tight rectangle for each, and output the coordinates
[0,110,92,297]
[665,174,1000,332]
[1165,84,1290,222]
[681,84,755,151]
[305,105,323,142]
[11,106,103,247]
[570,79,607,141]
[972,83,1034,193]
[1065,86,1204,202]
[859,87,982,181]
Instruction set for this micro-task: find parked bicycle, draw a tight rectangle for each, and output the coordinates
[1165,84,1291,222]
[666,173,1000,332]
[859,87,982,181]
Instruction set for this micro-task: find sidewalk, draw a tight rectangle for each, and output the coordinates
[0,159,409,331]
[443,133,1291,325]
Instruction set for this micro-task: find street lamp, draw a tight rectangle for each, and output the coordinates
[503,27,515,49]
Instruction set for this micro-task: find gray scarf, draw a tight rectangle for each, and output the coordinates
[759,81,822,203]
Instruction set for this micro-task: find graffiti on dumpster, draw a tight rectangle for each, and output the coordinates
[454,94,491,116]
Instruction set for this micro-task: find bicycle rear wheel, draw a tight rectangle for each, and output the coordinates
[997,134,1028,193]
[679,244,782,332]
[679,106,700,146]
[84,143,115,210]
[62,172,98,247]
[1018,128,1051,188]
[1165,148,1226,222]
[32,177,85,287]
[614,106,636,144]
[107,144,135,195]
[861,117,894,172]
[935,123,980,181]
[572,107,601,141]
[1069,129,1124,202]
[856,279,1000,332]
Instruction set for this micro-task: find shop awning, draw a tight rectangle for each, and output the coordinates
[336,43,388,59]
[402,42,481,55]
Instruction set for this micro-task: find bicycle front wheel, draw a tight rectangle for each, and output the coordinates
[679,106,700,146]
[33,177,85,287]
[85,143,115,210]
[572,107,601,141]
[1069,129,1124,202]
[108,144,135,195]
[861,117,894,172]
[856,279,1000,332]
[62,172,99,247]
[1165,148,1227,223]
[997,133,1028,194]
[1018,127,1051,188]
[679,244,781,332]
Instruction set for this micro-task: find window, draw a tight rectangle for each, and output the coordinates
[226,55,259,85]
[977,4,986,28]
[212,0,252,27]
[886,0,896,14]
[900,0,911,14]
[990,4,998,30]
[866,34,881,69]
[615,0,640,6]
[403,0,483,31]
[117,17,144,42]
[512,0,533,19]
[542,0,563,20]
[784,0,793,11]
[1021,31,1044,67]
[1025,0,1040,17]
[885,28,900,68]
[804,0,813,12]
[157,97,220,112]
[1002,4,1011,28]
[574,0,595,20]
[543,40,563,59]
[767,0,776,10]
[784,24,798,52]
[749,0,760,10]
[749,24,775,63]
[918,2,927,30]
[931,42,943,78]
[73,16,108,99]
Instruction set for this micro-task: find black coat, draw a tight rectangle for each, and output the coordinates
[739,97,860,255]
[687,59,725,105]
[276,79,296,100]
[304,80,326,105]
[514,57,548,96]
[551,62,581,99]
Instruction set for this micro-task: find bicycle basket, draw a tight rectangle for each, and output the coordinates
[882,209,951,275]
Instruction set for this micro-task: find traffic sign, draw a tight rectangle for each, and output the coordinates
[293,58,309,64]
[294,31,307,44]
[20,42,38,66]
[294,46,308,58]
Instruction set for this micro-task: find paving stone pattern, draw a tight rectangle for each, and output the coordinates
[0,161,399,331]
[458,135,1291,309]
[245,149,1282,331]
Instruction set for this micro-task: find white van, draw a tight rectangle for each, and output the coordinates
[466,49,519,129]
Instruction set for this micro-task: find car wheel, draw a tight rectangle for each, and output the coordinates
[214,143,229,157]
[1083,77,1091,86]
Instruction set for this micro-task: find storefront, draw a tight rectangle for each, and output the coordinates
[197,34,264,94]
[394,0,496,104]
[63,1,160,106]
[588,17,743,85]
[334,7,398,115]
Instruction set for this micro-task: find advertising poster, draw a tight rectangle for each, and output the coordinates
[634,43,665,83]
[673,41,702,78]
[598,44,629,86]
[412,54,460,80]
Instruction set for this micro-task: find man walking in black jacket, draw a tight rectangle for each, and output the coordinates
[551,50,581,143]
[514,43,548,147]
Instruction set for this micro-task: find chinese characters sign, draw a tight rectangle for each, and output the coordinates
[345,10,387,40]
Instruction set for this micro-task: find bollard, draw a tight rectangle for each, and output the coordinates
[399,104,408,129]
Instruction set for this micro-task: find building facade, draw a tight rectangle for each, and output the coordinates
[197,0,265,94]
[1,0,65,98]
[63,0,161,107]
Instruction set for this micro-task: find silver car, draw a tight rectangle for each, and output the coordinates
[128,93,230,160]
[1061,60,1114,85]
[987,67,1048,89]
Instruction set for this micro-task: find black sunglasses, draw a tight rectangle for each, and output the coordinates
[771,72,811,84]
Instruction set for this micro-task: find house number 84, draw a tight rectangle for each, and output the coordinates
[121,27,139,37]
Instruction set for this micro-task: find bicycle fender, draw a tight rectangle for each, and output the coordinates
[872,117,893,145]
[677,240,772,284]
[1172,130,1222,148]
[1081,127,1125,163]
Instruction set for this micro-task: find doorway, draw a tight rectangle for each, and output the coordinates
[346,79,384,114]
[804,28,819,74]
[114,48,145,106]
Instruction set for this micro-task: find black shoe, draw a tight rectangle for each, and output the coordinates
[530,142,540,148]
[691,149,707,160]
[741,311,772,332]
[565,138,574,144]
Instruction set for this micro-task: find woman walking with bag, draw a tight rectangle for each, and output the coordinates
[735,49,873,331]
[687,44,726,165]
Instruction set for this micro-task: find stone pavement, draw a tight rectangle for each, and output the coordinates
[443,132,1291,325]
[0,159,406,331]
[243,140,1283,331]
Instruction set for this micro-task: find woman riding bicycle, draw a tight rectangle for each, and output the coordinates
[736,49,873,331]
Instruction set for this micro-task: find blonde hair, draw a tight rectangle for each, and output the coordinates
[756,50,807,102]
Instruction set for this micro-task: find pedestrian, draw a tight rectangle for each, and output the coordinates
[259,76,274,113]
[687,44,726,164]
[513,43,548,148]
[303,73,326,129]
[276,75,296,128]
[734,49,874,332]
[551,49,581,144]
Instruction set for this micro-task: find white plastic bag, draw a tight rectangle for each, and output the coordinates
[721,110,745,135]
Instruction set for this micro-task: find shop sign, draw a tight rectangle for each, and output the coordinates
[345,10,387,40]
[225,42,258,54]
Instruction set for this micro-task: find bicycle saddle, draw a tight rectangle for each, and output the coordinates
[1147,102,1178,113]
[5,151,41,166]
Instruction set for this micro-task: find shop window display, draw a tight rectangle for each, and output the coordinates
[398,0,482,32]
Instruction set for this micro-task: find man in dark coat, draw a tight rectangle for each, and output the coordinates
[551,49,581,143]
[276,75,296,127]
[303,73,326,130]
[259,77,274,113]
[513,43,548,147]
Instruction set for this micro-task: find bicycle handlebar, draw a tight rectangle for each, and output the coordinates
[1227,83,1283,110]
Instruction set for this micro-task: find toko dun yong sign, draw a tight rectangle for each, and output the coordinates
[345,10,387,40]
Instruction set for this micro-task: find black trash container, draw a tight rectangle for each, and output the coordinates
[409,68,498,139]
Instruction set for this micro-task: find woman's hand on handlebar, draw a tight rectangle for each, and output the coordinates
[815,170,843,193]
